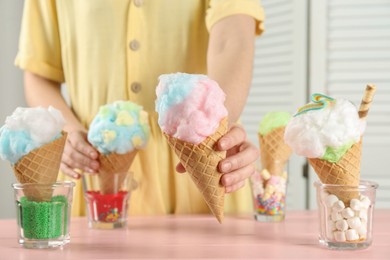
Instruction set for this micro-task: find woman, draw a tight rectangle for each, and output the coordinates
[15,0,264,216]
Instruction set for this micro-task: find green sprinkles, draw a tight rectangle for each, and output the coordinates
[19,195,68,239]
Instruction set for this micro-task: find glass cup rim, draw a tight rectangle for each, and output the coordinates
[314,179,378,190]
[12,181,76,189]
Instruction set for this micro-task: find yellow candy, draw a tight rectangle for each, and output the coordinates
[261,169,271,180]
[115,111,134,125]
[132,136,144,147]
[103,130,116,143]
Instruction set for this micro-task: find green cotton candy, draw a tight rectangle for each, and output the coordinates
[321,142,354,163]
[258,112,291,136]
[19,195,68,239]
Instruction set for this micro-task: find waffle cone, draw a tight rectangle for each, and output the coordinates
[13,132,67,202]
[164,118,228,223]
[258,127,292,176]
[98,151,137,194]
[309,140,362,205]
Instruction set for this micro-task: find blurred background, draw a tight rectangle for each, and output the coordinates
[1,0,390,218]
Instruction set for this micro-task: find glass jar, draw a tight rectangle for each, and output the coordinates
[314,180,378,250]
[82,172,137,229]
[13,181,75,249]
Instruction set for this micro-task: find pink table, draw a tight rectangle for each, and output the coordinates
[0,210,389,259]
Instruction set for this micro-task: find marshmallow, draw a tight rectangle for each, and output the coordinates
[332,200,345,212]
[345,229,359,241]
[341,207,355,219]
[333,231,346,242]
[360,196,371,209]
[357,225,367,237]
[335,219,348,231]
[347,216,362,230]
[331,211,343,222]
[261,169,271,180]
[326,195,339,208]
[327,222,335,239]
[350,199,361,211]
[359,209,368,220]
[361,217,367,226]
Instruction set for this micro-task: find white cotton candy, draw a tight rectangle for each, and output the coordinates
[5,106,65,145]
[284,98,363,158]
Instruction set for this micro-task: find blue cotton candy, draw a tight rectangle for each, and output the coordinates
[88,101,150,155]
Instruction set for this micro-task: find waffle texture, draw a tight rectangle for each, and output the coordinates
[98,151,137,194]
[258,126,292,176]
[164,118,228,223]
[13,132,67,201]
[309,140,362,205]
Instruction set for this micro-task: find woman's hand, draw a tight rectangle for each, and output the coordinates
[60,130,100,179]
[176,124,259,193]
[216,124,259,193]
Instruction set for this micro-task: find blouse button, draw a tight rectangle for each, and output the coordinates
[134,0,144,7]
[129,40,140,51]
[131,82,142,93]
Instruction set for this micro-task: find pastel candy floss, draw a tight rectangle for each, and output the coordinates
[88,100,149,155]
[155,72,228,144]
[85,101,149,228]
[0,106,65,164]
[155,72,228,223]
[258,111,291,136]
[284,94,365,163]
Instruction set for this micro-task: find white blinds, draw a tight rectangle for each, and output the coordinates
[309,0,390,208]
[241,0,308,210]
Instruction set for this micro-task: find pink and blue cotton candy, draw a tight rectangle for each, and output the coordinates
[155,73,228,144]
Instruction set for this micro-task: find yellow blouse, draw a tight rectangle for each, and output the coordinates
[15,0,264,216]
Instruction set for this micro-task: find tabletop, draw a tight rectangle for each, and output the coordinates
[0,210,389,259]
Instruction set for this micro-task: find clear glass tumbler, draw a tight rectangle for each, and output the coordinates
[13,181,75,249]
[315,180,378,250]
[82,172,136,229]
[250,165,288,222]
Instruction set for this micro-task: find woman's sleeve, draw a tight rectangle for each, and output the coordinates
[206,0,265,35]
[15,0,64,83]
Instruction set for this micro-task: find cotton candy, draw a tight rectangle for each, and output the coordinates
[88,101,150,155]
[284,97,364,161]
[155,73,228,144]
[0,106,65,164]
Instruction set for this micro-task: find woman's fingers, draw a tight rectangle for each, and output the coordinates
[61,130,100,179]
[218,141,259,174]
[217,124,247,151]
[220,163,256,193]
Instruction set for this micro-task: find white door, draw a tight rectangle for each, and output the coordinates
[309,0,390,209]
[241,0,309,210]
